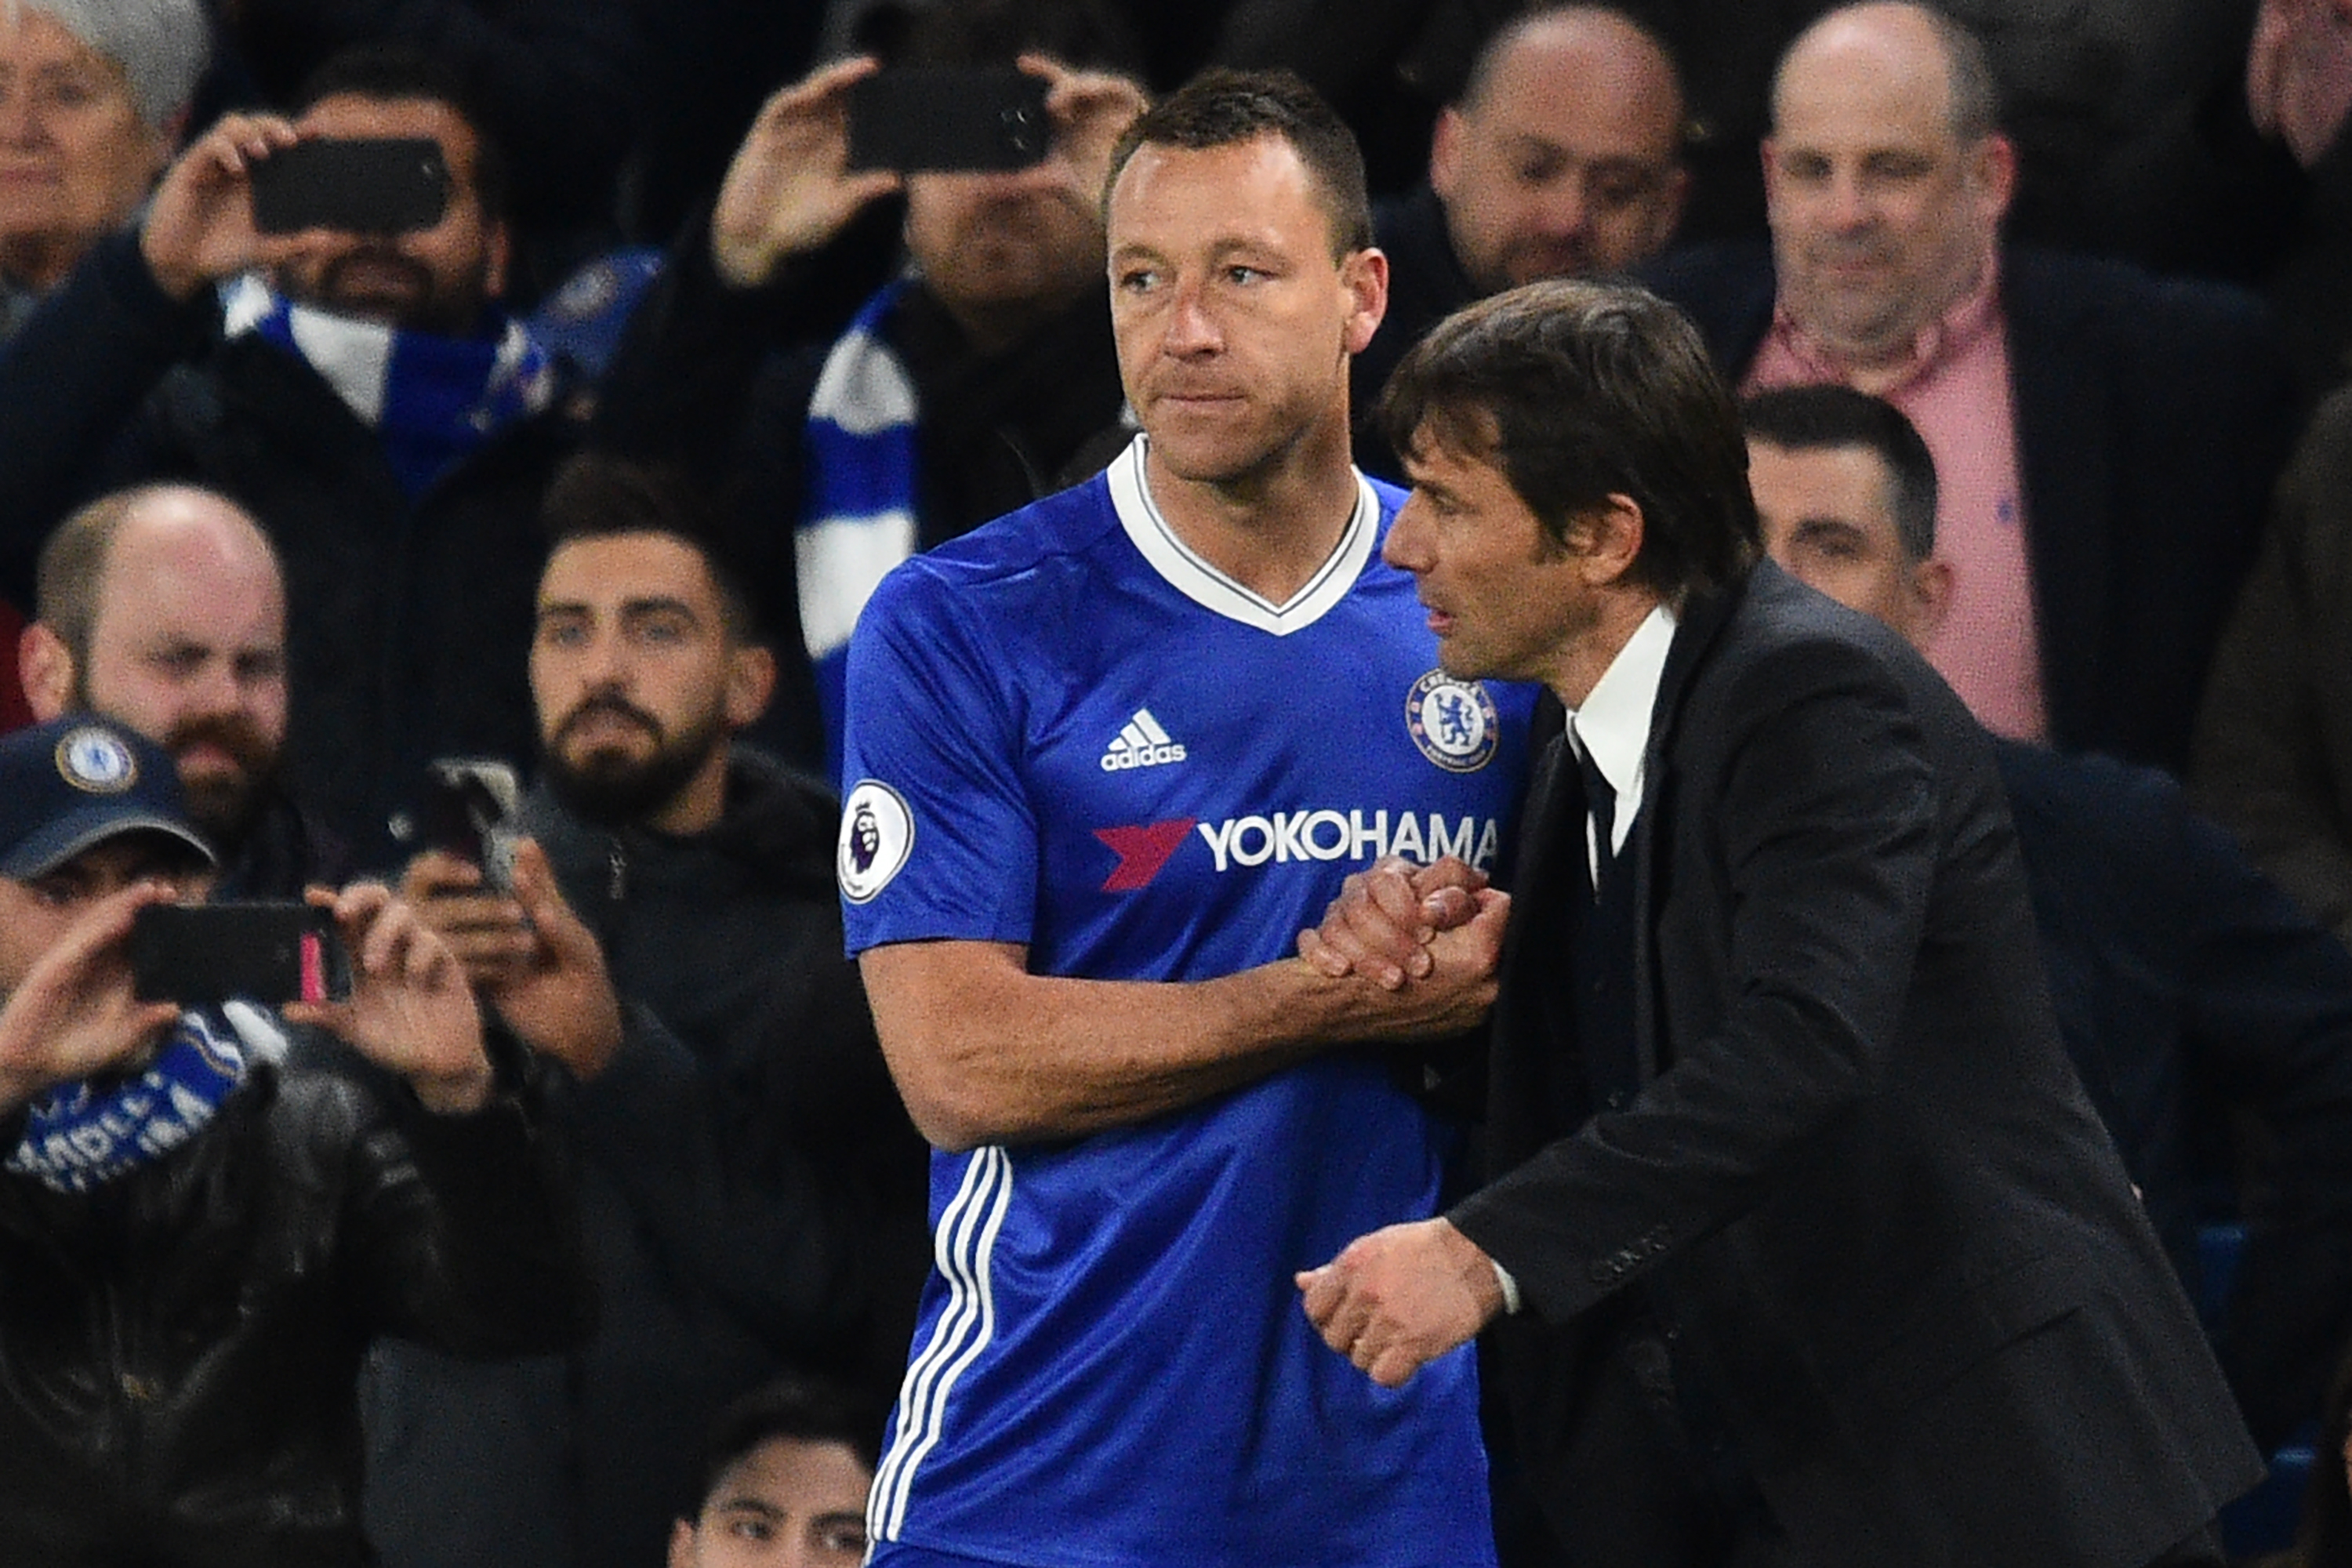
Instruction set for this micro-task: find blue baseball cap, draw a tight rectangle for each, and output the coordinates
[0,717,215,880]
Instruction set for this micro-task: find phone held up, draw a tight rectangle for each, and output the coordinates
[845,67,1052,173]
[407,759,524,894]
[250,137,451,235]
[129,902,354,1007]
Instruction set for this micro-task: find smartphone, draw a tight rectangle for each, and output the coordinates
[129,902,353,1007]
[412,758,522,892]
[846,67,1051,173]
[250,137,450,235]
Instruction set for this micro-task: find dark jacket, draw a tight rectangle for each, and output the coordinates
[0,1047,586,1568]
[0,230,579,870]
[1452,564,2259,1566]
[1642,240,2296,774]
[593,230,1128,775]
[2194,382,2352,951]
[365,751,927,1568]
[2002,740,2352,1448]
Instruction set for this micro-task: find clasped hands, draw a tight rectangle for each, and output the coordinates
[1294,856,1512,1388]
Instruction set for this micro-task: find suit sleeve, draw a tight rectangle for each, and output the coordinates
[1450,635,1940,1323]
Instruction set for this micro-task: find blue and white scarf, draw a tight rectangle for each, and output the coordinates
[6,1004,289,1193]
[223,274,556,498]
[800,279,920,786]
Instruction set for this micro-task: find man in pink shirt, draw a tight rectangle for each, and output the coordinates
[1646,0,2295,771]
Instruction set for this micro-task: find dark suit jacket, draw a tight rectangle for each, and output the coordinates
[1641,242,2295,774]
[1450,563,2260,1566]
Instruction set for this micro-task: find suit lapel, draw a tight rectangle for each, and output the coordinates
[1626,568,1756,1082]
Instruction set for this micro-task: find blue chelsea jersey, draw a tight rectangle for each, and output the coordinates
[840,437,1533,1568]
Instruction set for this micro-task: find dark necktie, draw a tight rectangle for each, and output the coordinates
[1573,731,1617,892]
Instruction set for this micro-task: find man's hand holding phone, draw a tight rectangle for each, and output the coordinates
[283,883,493,1116]
[140,114,452,303]
[0,882,185,1118]
[710,55,904,289]
[401,840,622,1082]
[1018,51,1150,214]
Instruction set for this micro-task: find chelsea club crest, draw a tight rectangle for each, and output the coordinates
[1406,670,1499,773]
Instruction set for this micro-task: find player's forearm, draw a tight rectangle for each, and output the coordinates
[861,942,1399,1151]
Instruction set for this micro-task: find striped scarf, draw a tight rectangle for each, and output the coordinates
[6,1004,290,1192]
[223,274,556,498]
[800,279,919,785]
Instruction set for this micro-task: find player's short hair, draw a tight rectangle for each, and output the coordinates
[540,452,761,646]
[1381,278,1758,600]
[1105,68,1370,259]
[290,44,512,220]
[684,1375,887,1520]
[1740,385,1940,561]
[10,0,210,132]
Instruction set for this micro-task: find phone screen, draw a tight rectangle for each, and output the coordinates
[846,67,1051,173]
[250,137,451,235]
[129,902,354,1007]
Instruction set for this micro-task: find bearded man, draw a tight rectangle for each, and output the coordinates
[365,452,927,1568]
[18,483,349,897]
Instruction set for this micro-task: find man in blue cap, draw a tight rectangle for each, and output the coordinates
[0,713,588,1566]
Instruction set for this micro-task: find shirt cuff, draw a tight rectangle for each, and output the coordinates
[1491,1258,1523,1316]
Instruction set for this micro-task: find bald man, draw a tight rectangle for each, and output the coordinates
[1644,0,2293,775]
[1352,5,1688,476]
[17,483,345,895]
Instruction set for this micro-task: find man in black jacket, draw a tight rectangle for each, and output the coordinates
[368,455,925,1568]
[0,712,586,1567]
[0,45,579,868]
[1296,280,2255,1566]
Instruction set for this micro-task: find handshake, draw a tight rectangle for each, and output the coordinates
[1290,855,1518,1390]
[1296,853,1512,997]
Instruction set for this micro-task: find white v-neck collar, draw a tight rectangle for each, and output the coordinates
[1106,434,1377,635]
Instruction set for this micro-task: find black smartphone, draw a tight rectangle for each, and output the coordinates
[412,758,522,892]
[846,67,1051,173]
[129,902,353,1007]
[250,137,450,235]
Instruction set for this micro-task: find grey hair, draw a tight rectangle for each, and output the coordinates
[6,0,212,132]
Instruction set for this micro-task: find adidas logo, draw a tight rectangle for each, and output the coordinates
[1100,709,1188,772]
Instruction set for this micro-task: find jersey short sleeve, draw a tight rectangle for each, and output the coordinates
[837,556,1039,950]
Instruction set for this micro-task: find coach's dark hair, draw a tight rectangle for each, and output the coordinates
[1105,68,1370,257]
[1740,385,1939,561]
[683,1375,887,1520]
[1379,278,1758,599]
[290,45,512,220]
[540,451,760,644]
